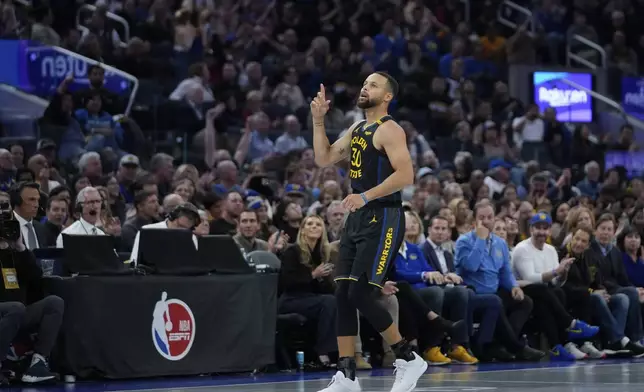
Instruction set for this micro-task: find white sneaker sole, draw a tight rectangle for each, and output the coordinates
[21,374,56,383]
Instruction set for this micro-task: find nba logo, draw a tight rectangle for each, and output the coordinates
[152,292,196,361]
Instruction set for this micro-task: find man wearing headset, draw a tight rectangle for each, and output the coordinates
[129,202,200,265]
[55,187,106,248]
[10,182,47,251]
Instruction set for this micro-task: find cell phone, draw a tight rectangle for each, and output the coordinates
[273,230,283,247]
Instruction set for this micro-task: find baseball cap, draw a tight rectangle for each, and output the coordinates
[119,154,140,167]
[530,212,552,226]
[284,184,306,195]
[416,167,433,181]
[37,138,56,151]
[488,159,512,170]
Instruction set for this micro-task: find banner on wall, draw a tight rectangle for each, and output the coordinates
[621,77,644,120]
[0,40,132,99]
[532,71,593,123]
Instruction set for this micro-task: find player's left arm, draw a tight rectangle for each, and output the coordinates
[364,122,414,201]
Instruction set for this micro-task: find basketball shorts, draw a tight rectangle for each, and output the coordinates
[335,204,405,288]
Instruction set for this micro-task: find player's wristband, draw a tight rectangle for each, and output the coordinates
[360,193,368,204]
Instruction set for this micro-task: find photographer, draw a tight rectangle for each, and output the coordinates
[0,191,62,384]
[130,202,200,265]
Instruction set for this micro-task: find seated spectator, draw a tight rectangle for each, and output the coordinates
[421,215,504,362]
[121,190,160,252]
[278,215,337,367]
[209,191,244,235]
[617,225,644,289]
[396,213,478,365]
[455,200,544,361]
[512,213,601,361]
[194,209,210,236]
[41,196,68,247]
[233,209,287,254]
[560,225,644,356]
[591,214,644,342]
[275,115,308,155]
[129,202,200,265]
[73,65,122,116]
[169,62,214,102]
[161,193,183,216]
[74,92,125,155]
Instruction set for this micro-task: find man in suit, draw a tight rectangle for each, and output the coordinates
[10,182,47,250]
[421,215,506,362]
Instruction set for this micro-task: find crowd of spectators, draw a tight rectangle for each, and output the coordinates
[0,0,643,382]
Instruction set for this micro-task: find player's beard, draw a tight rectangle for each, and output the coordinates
[357,95,379,109]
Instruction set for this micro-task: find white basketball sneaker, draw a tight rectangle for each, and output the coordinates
[318,371,362,392]
[390,352,428,392]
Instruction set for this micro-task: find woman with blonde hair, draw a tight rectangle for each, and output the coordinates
[404,210,425,245]
[560,206,595,247]
[278,215,336,367]
[449,198,472,236]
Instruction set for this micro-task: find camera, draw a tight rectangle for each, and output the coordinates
[0,201,19,242]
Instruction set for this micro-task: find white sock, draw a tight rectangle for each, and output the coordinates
[621,337,630,347]
[570,319,577,328]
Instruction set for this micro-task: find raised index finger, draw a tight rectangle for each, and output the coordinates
[319,84,326,96]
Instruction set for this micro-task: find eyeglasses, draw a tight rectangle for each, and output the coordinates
[84,200,103,205]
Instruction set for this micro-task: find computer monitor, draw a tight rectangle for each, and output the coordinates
[62,234,127,276]
[138,228,203,275]
[199,235,254,274]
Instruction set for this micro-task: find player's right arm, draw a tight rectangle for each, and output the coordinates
[310,84,356,167]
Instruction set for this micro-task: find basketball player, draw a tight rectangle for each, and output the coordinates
[311,73,427,392]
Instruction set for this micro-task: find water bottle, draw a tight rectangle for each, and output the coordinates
[296,351,305,370]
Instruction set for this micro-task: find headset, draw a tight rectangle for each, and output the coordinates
[75,187,101,217]
[9,181,40,208]
[166,202,201,230]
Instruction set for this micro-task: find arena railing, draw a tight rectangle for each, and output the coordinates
[566,34,606,70]
[76,4,130,48]
[497,0,536,36]
[459,0,470,23]
[48,45,139,116]
[561,78,644,131]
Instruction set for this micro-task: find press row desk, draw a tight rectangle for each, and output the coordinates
[44,273,278,379]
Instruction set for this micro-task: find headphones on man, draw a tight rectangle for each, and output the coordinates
[9,182,40,208]
[166,202,201,229]
[75,187,101,217]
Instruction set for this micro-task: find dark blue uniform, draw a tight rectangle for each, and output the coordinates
[335,115,406,288]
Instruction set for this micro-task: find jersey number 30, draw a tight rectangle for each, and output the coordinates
[351,147,362,167]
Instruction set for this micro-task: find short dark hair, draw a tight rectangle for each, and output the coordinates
[239,209,258,220]
[595,213,616,230]
[49,185,71,199]
[375,72,399,98]
[428,215,448,228]
[47,195,67,210]
[134,190,156,208]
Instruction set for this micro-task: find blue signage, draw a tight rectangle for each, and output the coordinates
[0,40,132,99]
[622,77,644,120]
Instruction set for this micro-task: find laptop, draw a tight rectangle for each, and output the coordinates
[62,235,129,276]
[199,235,255,275]
[138,228,203,275]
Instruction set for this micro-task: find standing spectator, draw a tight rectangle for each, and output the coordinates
[512,104,546,162]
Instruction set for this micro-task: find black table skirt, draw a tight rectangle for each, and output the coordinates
[45,273,277,379]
